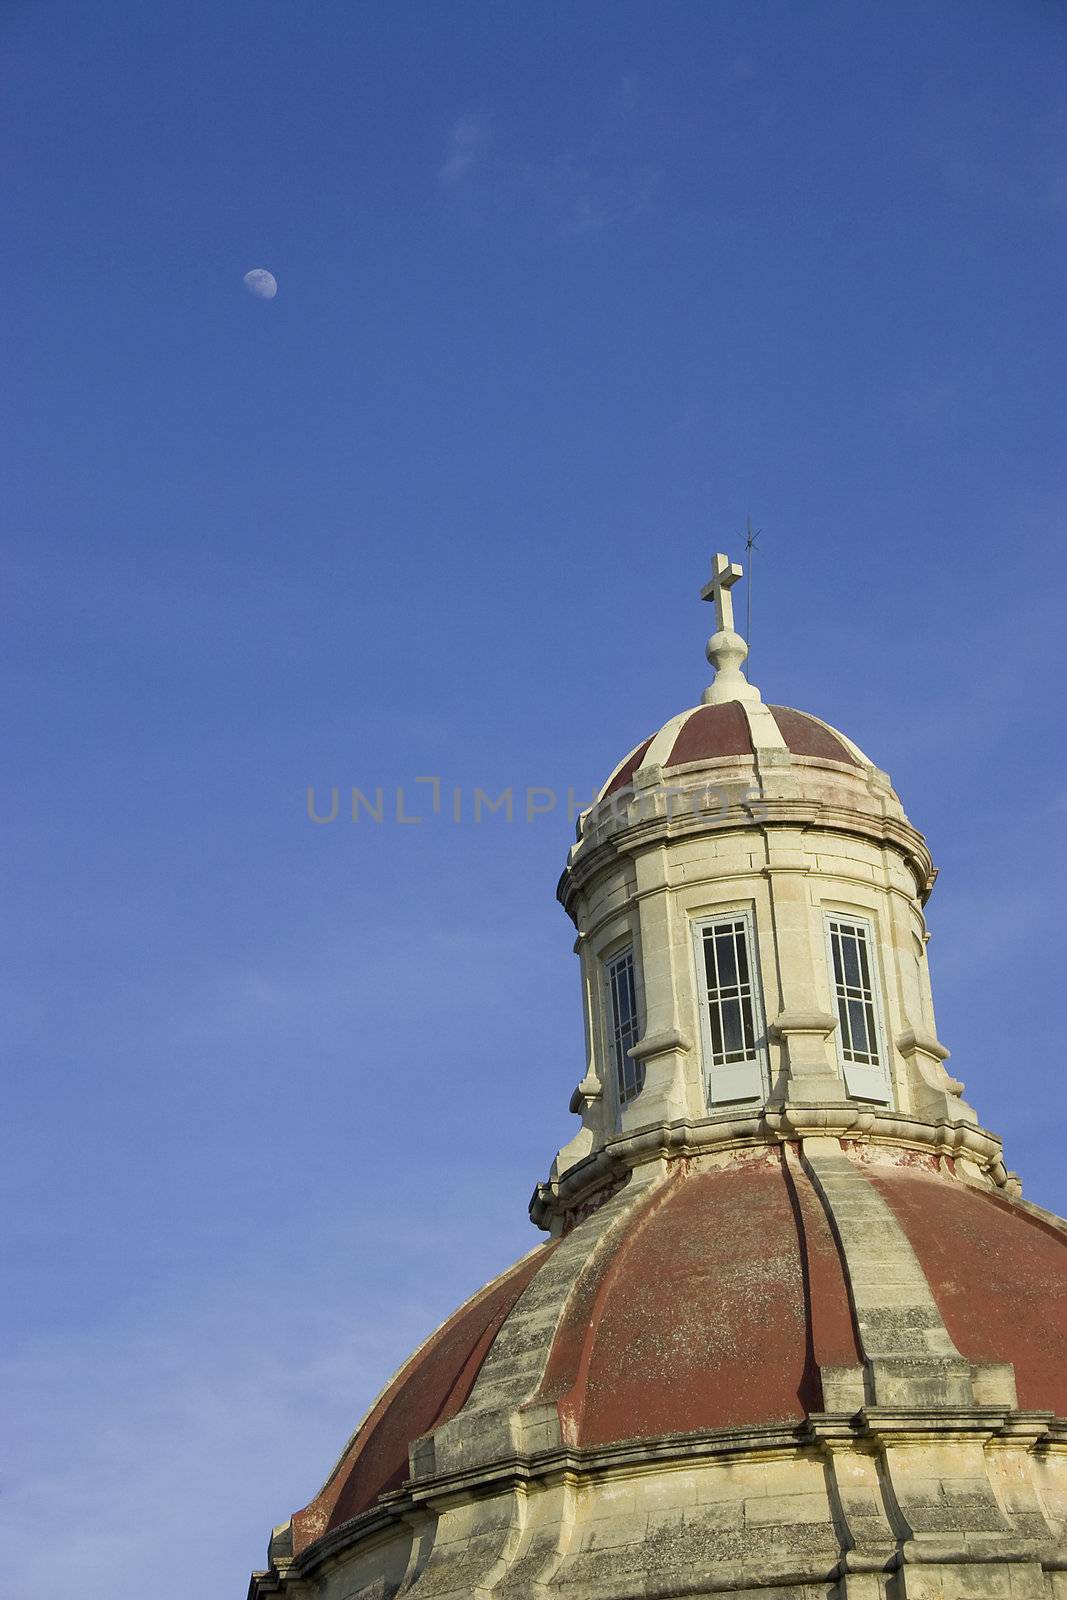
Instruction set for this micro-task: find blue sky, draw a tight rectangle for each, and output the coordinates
[3,2,1065,1595]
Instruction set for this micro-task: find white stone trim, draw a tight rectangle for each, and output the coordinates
[531,1105,1010,1228]
[636,706,700,776]
[739,698,789,752]
[800,1136,976,1406]
[596,736,653,802]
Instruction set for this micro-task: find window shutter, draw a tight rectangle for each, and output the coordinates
[840,1059,891,1104]
[709,1057,765,1104]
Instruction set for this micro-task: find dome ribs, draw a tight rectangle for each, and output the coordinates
[538,1165,683,1446]
[422,1177,658,1480]
[543,1151,821,1449]
[292,1244,554,1548]
[602,737,654,798]
[597,700,867,803]
[869,1165,1067,1415]
[781,1143,865,1409]
[799,1141,977,1409]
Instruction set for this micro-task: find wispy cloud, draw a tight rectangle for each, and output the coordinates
[439,81,665,233]
[0,1286,447,1600]
[439,114,492,186]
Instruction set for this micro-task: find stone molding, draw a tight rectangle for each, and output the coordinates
[560,792,937,917]
[530,1107,1010,1232]
[249,1141,1067,1600]
[249,1406,1067,1600]
[562,735,935,902]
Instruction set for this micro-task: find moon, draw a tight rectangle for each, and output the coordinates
[243,268,278,300]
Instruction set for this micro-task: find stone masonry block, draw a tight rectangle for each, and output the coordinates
[743,1492,833,1527]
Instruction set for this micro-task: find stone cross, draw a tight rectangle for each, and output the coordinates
[700,552,743,634]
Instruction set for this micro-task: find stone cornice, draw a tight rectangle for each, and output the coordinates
[558,796,936,921]
[266,1406,1067,1593]
[530,1107,1008,1230]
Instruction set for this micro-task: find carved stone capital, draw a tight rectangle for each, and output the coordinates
[771,1008,843,1102]
[568,1071,602,1115]
[771,1009,839,1039]
[896,1025,975,1124]
[628,1027,693,1063]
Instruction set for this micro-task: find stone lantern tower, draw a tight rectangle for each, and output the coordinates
[248,557,1067,1600]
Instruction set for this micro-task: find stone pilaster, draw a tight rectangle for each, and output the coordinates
[621,843,694,1129]
[800,1136,976,1407]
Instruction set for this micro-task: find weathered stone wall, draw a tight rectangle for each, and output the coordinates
[252,1417,1067,1600]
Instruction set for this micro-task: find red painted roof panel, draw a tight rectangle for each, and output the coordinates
[871,1167,1067,1414]
[667,702,755,766]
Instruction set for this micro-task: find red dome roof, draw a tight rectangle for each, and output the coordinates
[538,1150,860,1446]
[602,703,860,798]
[288,1149,1067,1554]
[290,1247,549,1549]
[869,1161,1067,1410]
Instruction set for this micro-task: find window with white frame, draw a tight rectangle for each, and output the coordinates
[825,915,892,1103]
[693,911,766,1104]
[605,947,643,1106]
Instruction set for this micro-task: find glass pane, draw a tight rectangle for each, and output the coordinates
[721,998,743,1057]
[848,998,870,1057]
[713,931,737,989]
[740,994,756,1054]
[835,991,851,1048]
[701,916,762,1077]
[709,1001,724,1059]
[841,932,862,989]
[863,1000,879,1059]
[734,927,750,984]
[608,951,643,1102]
[828,919,883,1074]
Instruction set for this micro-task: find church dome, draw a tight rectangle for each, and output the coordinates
[249,549,1067,1600]
[281,1144,1067,1562]
[599,701,869,802]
